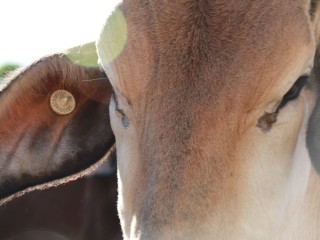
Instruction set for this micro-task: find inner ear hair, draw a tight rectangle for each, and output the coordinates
[0,54,108,118]
[1,54,102,97]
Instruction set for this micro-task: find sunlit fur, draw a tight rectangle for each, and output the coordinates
[101,0,320,239]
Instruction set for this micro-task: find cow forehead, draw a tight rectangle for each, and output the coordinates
[99,0,312,106]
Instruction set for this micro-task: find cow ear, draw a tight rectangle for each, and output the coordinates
[0,53,115,205]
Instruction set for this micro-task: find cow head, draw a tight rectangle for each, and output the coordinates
[2,0,320,239]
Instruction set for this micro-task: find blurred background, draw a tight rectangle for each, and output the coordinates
[0,0,120,66]
[0,1,122,239]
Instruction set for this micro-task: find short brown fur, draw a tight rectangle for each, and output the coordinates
[104,0,320,239]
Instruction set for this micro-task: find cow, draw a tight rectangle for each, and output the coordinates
[1,0,320,239]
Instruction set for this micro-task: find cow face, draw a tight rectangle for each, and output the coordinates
[97,1,320,239]
[1,1,320,240]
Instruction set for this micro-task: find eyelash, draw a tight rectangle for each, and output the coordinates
[277,76,309,110]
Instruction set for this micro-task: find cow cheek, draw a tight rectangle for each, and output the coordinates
[110,111,143,237]
[234,93,311,235]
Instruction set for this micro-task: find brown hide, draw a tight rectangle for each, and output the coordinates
[0,174,121,240]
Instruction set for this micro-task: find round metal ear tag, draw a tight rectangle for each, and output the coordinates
[50,90,76,115]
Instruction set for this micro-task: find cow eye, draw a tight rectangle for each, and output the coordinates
[111,92,130,128]
[277,76,308,110]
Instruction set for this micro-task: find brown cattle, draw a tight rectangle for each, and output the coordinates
[2,1,320,239]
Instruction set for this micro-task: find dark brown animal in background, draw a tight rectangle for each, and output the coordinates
[0,174,121,240]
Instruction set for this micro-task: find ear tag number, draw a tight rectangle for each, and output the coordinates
[50,90,76,115]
